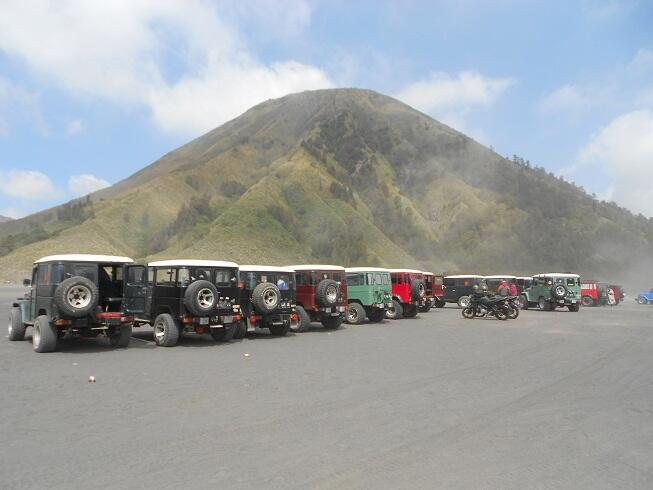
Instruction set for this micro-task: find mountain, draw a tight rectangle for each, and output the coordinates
[0,215,13,224]
[1,88,652,284]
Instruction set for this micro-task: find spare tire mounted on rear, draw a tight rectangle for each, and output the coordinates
[184,280,219,316]
[411,280,426,301]
[54,276,99,317]
[251,282,280,313]
[316,279,339,307]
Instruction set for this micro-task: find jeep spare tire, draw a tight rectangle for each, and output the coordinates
[251,282,280,313]
[184,280,219,317]
[54,276,99,317]
[551,283,568,300]
[316,279,339,307]
[410,280,426,301]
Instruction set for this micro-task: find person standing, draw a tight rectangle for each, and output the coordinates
[497,280,510,297]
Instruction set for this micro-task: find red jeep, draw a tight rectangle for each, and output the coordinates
[290,265,347,332]
[387,269,426,319]
[581,280,600,306]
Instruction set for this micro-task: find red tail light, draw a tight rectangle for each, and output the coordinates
[195,326,205,334]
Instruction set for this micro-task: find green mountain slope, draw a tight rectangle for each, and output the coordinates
[1,88,651,283]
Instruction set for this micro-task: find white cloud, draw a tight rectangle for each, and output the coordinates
[539,84,590,114]
[0,169,58,200]
[577,110,653,217]
[0,0,332,136]
[395,71,515,114]
[630,48,653,72]
[68,174,111,197]
[66,119,84,136]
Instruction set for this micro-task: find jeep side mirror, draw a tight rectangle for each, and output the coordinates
[23,278,31,287]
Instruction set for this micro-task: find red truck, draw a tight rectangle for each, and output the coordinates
[387,269,426,319]
[289,264,348,331]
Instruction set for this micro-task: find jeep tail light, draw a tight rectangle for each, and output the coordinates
[234,314,241,321]
[54,319,71,326]
[121,316,134,323]
[181,315,194,324]
[239,282,245,289]
[291,314,298,321]
[196,326,205,334]
[250,315,257,323]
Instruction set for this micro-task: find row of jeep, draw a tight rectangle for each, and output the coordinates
[7,255,591,353]
[8,255,440,353]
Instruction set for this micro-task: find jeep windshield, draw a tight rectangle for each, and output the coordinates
[177,267,237,287]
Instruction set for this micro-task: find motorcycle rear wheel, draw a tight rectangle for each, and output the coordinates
[462,307,475,319]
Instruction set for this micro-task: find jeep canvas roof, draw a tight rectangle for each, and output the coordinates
[148,259,238,268]
[484,275,517,279]
[239,265,295,273]
[35,254,134,264]
[345,267,390,273]
[444,274,484,279]
[389,269,424,274]
[535,273,580,278]
[289,264,345,271]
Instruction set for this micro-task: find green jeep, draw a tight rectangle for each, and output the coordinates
[521,273,581,312]
[344,267,393,324]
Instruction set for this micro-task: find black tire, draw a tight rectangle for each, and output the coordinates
[346,303,366,325]
[568,304,580,312]
[232,319,247,339]
[269,322,290,336]
[32,315,58,353]
[410,280,426,301]
[462,307,475,319]
[581,296,595,307]
[368,309,385,323]
[385,300,403,320]
[494,307,509,320]
[418,303,432,313]
[152,313,180,347]
[292,306,311,332]
[251,282,280,313]
[316,279,339,307]
[109,324,132,348]
[434,299,446,308]
[210,323,237,342]
[551,284,568,300]
[54,276,99,318]
[403,304,418,318]
[519,295,529,310]
[321,315,342,330]
[538,297,551,311]
[8,306,26,341]
[507,305,519,319]
[184,280,219,317]
[457,296,471,309]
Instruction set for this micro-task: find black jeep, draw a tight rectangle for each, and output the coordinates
[234,265,297,338]
[124,260,241,347]
[8,254,136,353]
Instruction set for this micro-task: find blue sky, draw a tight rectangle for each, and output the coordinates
[1,0,652,218]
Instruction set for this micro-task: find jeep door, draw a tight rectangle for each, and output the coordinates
[122,265,148,316]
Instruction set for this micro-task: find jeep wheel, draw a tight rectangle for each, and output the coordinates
[581,296,595,307]
[109,324,132,348]
[32,315,58,353]
[418,303,431,313]
[385,300,403,320]
[410,280,426,301]
[291,306,311,332]
[321,315,342,330]
[457,296,471,309]
[368,309,385,323]
[54,276,99,318]
[251,282,280,313]
[269,322,290,336]
[403,304,418,318]
[346,303,366,325]
[232,320,247,339]
[538,297,551,311]
[519,294,529,310]
[316,279,339,307]
[434,300,446,308]
[153,313,180,347]
[568,304,580,312]
[8,306,26,341]
[210,323,237,342]
[184,280,219,317]
[551,284,568,300]
[637,297,647,305]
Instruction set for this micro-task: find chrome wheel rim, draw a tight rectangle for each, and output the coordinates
[326,286,337,304]
[32,322,41,347]
[154,322,166,341]
[459,297,470,308]
[554,285,565,297]
[197,288,215,309]
[347,306,358,322]
[263,288,278,308]
[8,318,12,335]
[67,285,91,308]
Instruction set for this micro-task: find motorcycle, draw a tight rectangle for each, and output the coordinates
[462,294,511,320]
